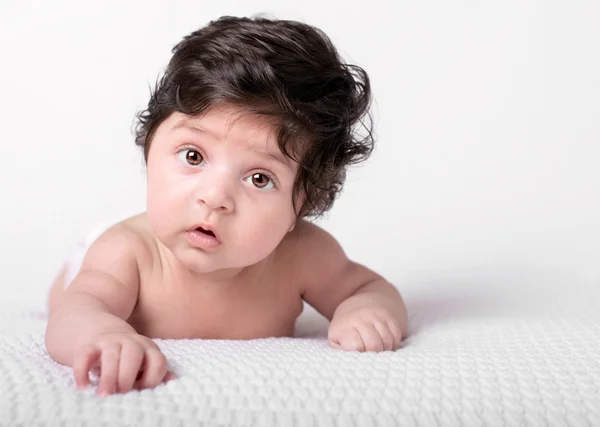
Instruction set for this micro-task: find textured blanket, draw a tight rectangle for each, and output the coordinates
[1,281,599,427]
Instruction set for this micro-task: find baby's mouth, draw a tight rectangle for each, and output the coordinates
[196,227,215,237]
[188,224,221,248]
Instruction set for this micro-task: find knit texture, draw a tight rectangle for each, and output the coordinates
[1,282,599,427]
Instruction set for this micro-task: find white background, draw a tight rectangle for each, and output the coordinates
[1,0,598,308]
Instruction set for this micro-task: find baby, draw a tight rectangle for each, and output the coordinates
[45,16,408,397]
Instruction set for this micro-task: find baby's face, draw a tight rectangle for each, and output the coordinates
[145,105,299,275]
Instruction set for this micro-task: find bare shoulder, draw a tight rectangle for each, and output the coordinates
[114,213,157,257]
[277,219,345,263]
[277,220,345,273]
[82,213,153,269]
[276,219,383,320]
[59,213,155,318]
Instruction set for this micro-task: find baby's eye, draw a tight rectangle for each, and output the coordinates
[178,149,205,166]
[244,173,275,190]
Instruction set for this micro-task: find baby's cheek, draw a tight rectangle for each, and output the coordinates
[238,218,287,259]
[146,194,178,243]
[146,196,167,227]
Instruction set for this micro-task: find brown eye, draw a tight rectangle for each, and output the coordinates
[184,149,204,166]
[250,173,274,190]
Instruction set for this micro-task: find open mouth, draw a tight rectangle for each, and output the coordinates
[196,227,215,238]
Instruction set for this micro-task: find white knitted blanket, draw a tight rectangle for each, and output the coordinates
[1,281,599,427]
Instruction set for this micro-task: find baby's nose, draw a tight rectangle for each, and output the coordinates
[195,175,234,212]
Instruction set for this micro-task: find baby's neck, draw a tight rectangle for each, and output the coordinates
[157,242,272,295]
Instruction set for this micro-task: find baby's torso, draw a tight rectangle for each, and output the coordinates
[128,271,304,340]
[124,215,305,340]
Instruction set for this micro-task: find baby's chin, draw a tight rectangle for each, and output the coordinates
[175,248,274,280]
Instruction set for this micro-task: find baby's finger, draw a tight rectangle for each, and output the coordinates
[117,342,145,393]
[97,345,121,396]
[337,327,365,352]
[357,323,384,352]
[134,348,168,390]
[73,345,101,389]
[386,319,403,350]
[372,318,395,351]
[328,338,343,350]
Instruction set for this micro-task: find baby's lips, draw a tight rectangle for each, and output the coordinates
[189,222,220,241]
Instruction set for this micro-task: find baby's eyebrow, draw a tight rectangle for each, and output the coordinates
[172,120,293,170]
[171,121,214,137]
[247,147,290,169]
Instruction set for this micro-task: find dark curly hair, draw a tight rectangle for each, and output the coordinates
[134,15,374,218]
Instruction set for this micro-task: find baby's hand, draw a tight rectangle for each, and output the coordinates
[328,306,402,352]
[73,332,175,396]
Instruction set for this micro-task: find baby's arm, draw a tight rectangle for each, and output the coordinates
[45,225,172,395]
[291,221,408,352]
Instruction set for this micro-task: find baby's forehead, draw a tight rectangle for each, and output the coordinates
[169,107,298,168]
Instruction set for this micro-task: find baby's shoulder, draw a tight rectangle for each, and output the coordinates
[92,213,155,262]
[72,214,154,288]
[275,219,345,268]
